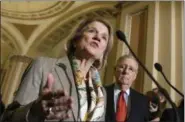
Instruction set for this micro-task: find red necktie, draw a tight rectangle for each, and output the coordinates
[116,91,127,122]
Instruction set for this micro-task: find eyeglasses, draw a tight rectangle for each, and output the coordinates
[116,64,137,73]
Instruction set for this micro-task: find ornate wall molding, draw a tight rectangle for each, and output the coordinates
[1,28,19,52]
[35,7,118,52]
[9,55,33,63]
[1,2,74,20]
[38,9,114,51]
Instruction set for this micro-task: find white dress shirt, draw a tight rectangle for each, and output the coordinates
[114,83,130,112]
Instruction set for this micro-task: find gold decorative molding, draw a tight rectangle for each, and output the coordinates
[1,1,74,20]
[12,23,38,41]
[1,28,18,51]
[36,8,117,52]
[9,55,33,63]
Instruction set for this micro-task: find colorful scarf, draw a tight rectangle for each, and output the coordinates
[72,57,104,121]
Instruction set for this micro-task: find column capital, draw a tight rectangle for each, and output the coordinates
[9,55,33,63]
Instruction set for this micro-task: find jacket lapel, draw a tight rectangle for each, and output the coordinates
[111,85,116,120]
[107,84,116,121]
[126,92,132,121]
[126,88,135,122]
[54,56,80,121]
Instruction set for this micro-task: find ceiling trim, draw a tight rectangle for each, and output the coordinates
[1,27,21,53]
[26,2,118,54]
[1,1,74,20]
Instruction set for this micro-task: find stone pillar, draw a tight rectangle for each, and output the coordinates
[103,3,123,85]
[1,55,32,106]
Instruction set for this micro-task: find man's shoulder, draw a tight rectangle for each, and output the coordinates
[130,88,147,99]
[104,83,115,90]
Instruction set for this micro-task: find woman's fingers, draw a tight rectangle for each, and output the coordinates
[46,110,71,120]
[42,89,67,100]
[42,92,72,107]
[54,89,66,98]
[41,73,57,100]
[52,103,72,112]
[53,96,72,106]
[43,73,55,92]
[40,77,72,120]
[41,93,73,120]
[55,111,71,120]
[45,73,55,90]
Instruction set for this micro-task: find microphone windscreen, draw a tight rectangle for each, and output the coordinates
[116,30,126,42]
[154,63,162,72]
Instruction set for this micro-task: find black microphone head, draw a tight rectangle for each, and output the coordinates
[154,63,162,72]
[116,30,126,42]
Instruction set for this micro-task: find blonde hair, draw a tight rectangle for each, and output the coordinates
[67,18,113,69]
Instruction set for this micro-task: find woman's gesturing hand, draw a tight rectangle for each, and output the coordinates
[37,73,73,120]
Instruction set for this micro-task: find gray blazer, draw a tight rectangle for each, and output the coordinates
[4,56,106,122]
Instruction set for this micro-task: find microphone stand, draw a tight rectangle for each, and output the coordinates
[154,63,184,98]
[116,30,180,122]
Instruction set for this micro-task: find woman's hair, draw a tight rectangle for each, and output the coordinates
[67,17,113,69]
[146,91,160,106]
[152,88,167,110]
[146,90,161,119]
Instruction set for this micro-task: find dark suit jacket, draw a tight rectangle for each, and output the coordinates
[105,84,150,122]
[1,56,107,122]
[160,107,184,122]
[0,98,5,117]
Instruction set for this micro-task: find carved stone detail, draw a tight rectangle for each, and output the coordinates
[1,2,74,20]
[9,55,33,63]
[1,28,17,50]
[37,8,117,52]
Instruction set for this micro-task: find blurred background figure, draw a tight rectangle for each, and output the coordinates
[0,93,5,117]
[152,88,167,115]
[145,90,160,121]
[160,99,184,122]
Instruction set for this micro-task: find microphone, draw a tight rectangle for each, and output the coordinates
[154,63,162,71]
[154,63,184,98]
[116,30,180,122]
[116,30,127,43]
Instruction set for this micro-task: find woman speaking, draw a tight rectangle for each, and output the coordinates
[2,18,113,122]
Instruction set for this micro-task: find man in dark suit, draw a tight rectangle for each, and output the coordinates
[160,99,184,122]
[0,94,5,117]
[105,54,150,122]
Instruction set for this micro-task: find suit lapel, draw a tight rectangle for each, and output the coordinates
[126,91,132,121]
[108,84,116,121]
[126,88,136,121]
[111,85,116,120]
[55,56,80,121]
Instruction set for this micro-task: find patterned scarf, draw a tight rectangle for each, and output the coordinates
[72,57,105,121]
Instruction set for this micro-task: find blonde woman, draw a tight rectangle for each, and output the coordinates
[2,18,113,122]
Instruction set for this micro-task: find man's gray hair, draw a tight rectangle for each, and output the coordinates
[116,54,139,71]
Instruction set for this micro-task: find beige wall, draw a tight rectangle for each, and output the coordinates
[116,1,184,104]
